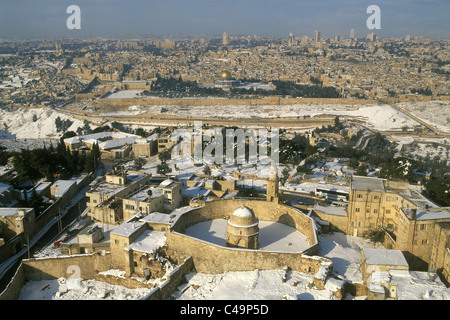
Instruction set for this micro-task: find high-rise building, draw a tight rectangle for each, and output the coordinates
[222,32,230,45]
[288,33,295,46]
[367,32,377,42]
[314,30,321,42]
[350,28,356,39]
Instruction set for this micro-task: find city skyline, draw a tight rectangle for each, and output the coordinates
[0,0,449,40]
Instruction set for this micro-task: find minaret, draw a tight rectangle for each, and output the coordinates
[266,166,279,203]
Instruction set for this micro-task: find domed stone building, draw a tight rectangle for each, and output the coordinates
[226,206,259,249]
[214,70,240,89]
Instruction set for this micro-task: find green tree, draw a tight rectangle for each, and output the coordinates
[134,157,147,170]
[425,176,450,206]
[203,165,211,176]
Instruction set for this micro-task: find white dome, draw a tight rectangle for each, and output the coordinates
[232,206,254,218]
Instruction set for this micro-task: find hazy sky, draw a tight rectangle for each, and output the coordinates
[0,0,449,39]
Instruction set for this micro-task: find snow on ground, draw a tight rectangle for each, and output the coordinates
[172,269,336,300]
[91,101,426,131]
[0,107,85,139]
[172,232,383,300]
[172,232,450,300]
[17,278,153,300]
[397,100,450,133]
[114,103,420,131]
[318,233,384,283]
[390,135,450,160]
[183,219,311,253]
[18,230,450,300]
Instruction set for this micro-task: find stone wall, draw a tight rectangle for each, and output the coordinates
[98,96,376,111]
[165,199,328,275]
[166,231,325,275]
[310,208,349,233]
[0,263,26,300]
[172,199,317,246]
[143,257,194,300]
[22,252,112,281]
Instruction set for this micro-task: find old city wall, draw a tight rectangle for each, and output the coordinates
[165,200,328,275]
[97,97,377,111]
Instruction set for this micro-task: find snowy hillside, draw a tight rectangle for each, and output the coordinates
[397,100,450,133]
[101,103,422,131]
[0,107,85,139]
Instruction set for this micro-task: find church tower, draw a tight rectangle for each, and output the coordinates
[266,166,279,203]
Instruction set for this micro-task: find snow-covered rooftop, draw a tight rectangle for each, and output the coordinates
[363,248,409,267]
[314,204,347,216]
[351,176,385,192]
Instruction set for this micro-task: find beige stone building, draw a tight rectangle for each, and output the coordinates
[0,208,36,262]
[132,135,158,158]
[86,172,152,224]
[64,131,139,160]
[361,248,409,283]
[121,179,182,220]
[347,175,450,272]
[429,222,450,285]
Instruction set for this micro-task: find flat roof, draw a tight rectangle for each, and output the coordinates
[0,208,33,217]
[314,204,347,216]
[351,176,385,192]
[111,217,146,238]
[127,186,163,202]
[363,248,409,267]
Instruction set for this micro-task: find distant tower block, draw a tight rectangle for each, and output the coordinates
[350,28,356,39]
[266,165,279,203]
[222,32,230,45]
[226,206,259,249]
[314,30,321,42]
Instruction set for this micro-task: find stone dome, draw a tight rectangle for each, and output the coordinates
[229,206,257,226]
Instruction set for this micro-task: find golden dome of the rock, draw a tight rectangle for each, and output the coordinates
[221,71,232,79]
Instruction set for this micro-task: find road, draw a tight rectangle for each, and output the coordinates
[282,190,326,206]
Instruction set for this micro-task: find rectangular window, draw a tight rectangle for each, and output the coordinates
[386,209,391,214]
[374,195,379,200]
[357,194,363,199]
[374,209,378,214]
[355,208,360,212]
[422,239,428,245]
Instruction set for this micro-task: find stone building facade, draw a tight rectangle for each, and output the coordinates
[346,176,450,272]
